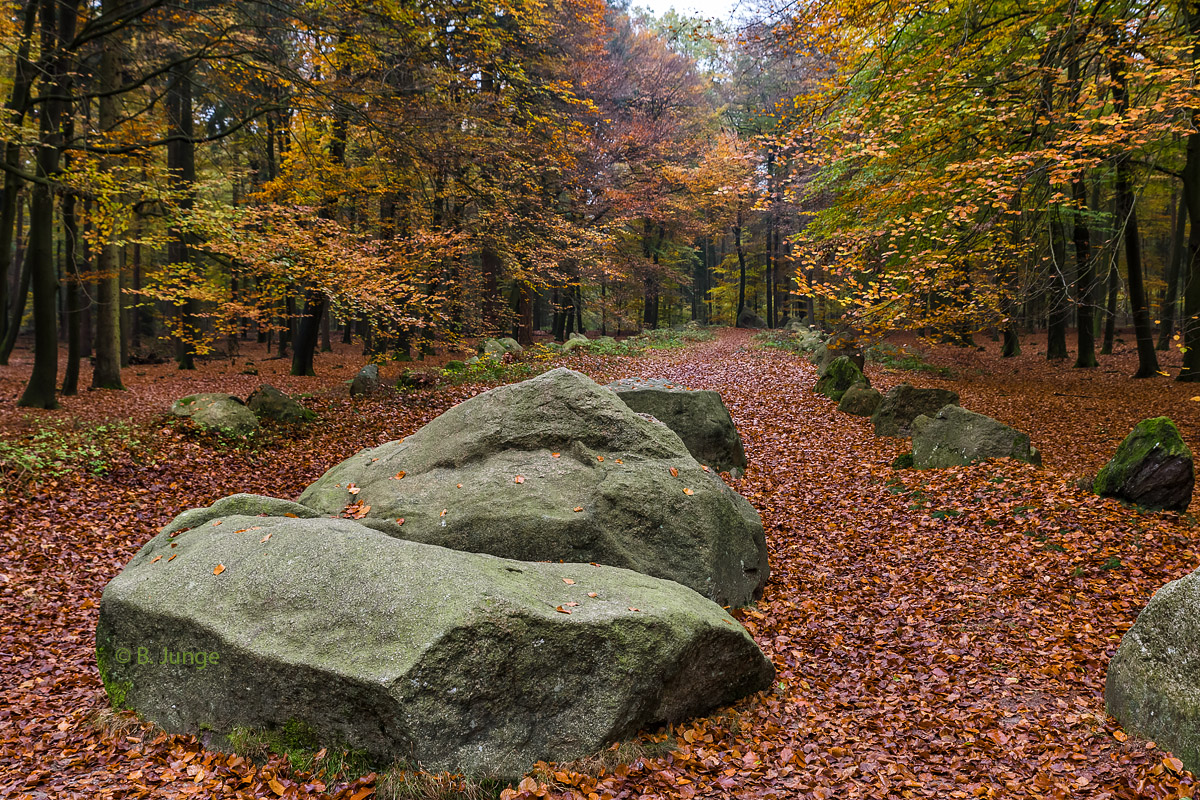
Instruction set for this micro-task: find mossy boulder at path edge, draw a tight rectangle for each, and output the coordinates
[1107,566,1200,774]
[871,382,960,438]
[96,515,775,780]
[813,356,866,402]
[1094,417,1193,512]
[170,393,259,436]
[837,382,882,417]
[298,368,769,607]
[607,378,748,477]
[910,406,1041,469]
[350,364,381,398]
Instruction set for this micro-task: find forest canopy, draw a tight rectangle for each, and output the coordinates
[1,0,1198,408]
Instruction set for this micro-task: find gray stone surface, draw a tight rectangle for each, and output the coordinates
[871,382,960,438]
[160,494,321,536]
[247,384,314,424]
[1107,567,1200,774]
[299,368,768,606]
[1094,417,1194,512]
[350,364,381,398]
[837,382,882,417]
[96,515,775,779]
[482,337,524,356]
[910,406,1041,469]
[608,378,748,477]
[170,393,259,436]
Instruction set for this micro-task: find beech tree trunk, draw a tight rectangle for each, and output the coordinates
[92,0,124,389]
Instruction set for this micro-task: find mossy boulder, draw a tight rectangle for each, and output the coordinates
[813,356,866,402]
[910,406,1041,469]
[607,378,748,477]
[871,383,960,438]
[836,382,882,416]
[170,393,259,436]
[1094,417,1194,512]
[481,337,523,357]
[247,384,315,424]
[298,368,768,607]
[96,515,775,780]
[350,364,381,398]
[736,309,766,329]
[1107,566,1200,773]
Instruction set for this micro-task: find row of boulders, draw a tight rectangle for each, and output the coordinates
[103,369,772,779]
[171,385,315,435]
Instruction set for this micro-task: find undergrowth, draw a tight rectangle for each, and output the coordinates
[0,420,147,489]
[866,342,953,377]
[226,720,377,784]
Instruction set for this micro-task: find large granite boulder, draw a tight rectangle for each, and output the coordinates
[160,493,321,536]
[837,382,882,417]
[1094,417,1194,512]
[1107,567,1200,773]
[170,393,259,436]
[350,364,381,398]
[737,308,766,329]
[910,406,1041,469]
[871,382,960,437]
[247,384,315,424]
[813,356,866,402]
[96,515,775,780]
[298,368,768,606]
[607,378,748,477]
[815,345,865,377]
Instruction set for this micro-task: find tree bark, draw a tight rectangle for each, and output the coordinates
[1072,176,1097,368]
[0,1,37,346]
[166,59,197,370]
[91,0,124,389]
[1158,186,1187,350]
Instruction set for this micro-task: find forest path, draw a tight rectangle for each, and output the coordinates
[2,329,1195,798]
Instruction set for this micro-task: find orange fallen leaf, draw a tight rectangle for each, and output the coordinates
[551,452,561,458]
[587,592,598,598]
[564,601,579,607]
[457,483,463,488]
[260,533,272,543]
[683,487,694,495]
[670,467,679,477]
[1114,730,1128,742]
[213,564,225,575]
[573,506,584,512]
[563,578,575,584]
[597,456,604,462]
[348,483,361,494]
[628,607,641,612]
[556,605,572,614]
[396,518,405,525]
[211,520,222,526]
[167,554,177,562]
[615,459,623,464]
[150,555,162,564]
[515,475,525,484]
[393,471,407,480]
[440,509,448,517]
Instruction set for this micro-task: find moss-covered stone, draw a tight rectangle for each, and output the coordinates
[813,356,866,402]
[837,382,882,416]
[247,384,315,424]
[910,406,1040,469]
[871,383,960,438]
[1107,566,1200,773]
[1094,417,1194,512]
[96,515,775,780]
[171,393,259,436]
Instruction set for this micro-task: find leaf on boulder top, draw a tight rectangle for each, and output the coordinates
[213,564,225,575]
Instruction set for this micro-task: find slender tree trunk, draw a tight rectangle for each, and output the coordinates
[0,2,36,345]
[1101,248,1119,355]
[1180,4,1200,380]
[0,241,30,364]
[92,0,124,389]
[1072,176,1098,367]
[20,0,78,408]
[1109,37,1159,378]
[1047,213,1070,359]
[62,191,81,395]
[1159,182,1187,350]
[734,210,747,323]
[166,59,197,370]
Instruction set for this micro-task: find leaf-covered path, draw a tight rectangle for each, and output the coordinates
[1,329,1196,799]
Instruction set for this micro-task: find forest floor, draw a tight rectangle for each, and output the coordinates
[0,327,1197,799]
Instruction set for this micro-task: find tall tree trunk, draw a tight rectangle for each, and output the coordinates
[1072,176,1098,367]
[1109,36,1159,378]
[166,60,197,370]
[0,1,37,345]
[1181,3,1200,380]
[1160,182,1187,350]
[92,0,124,389]
[1047,212,1070,359]
[1101,248,1119,355]
[733,209,747,323]
[0,240,30,364]
[61,190,81,395]
[20,0,78,408]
